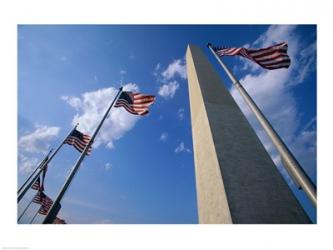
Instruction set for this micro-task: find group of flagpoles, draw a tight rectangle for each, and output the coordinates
[18,194,35,221]
[42,87,124,224]
[17,124,78,203]
[17,149,53,195]
[206,43,317,207]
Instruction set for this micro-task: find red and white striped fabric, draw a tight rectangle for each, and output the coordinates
[53,217,66,224]
[65,128,92,155]
[31,177,41,190]
[32,191,43,204]
[37,193,53,215]
[213,42,291,70]
[115,91,155,116]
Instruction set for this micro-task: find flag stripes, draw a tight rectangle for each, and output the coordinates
[65,129,92,155]
[32,191,43,204]
[32,191,53,215]
[53,217,66,224]
[115,91,155,116]
[31,177,41,190]
[213,42,291,70]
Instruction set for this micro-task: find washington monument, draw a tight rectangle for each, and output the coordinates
[186,44,311,224]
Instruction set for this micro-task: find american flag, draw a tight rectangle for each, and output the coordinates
[115,91,155,116]
[65,129,92,155]
[213,42,291,70]
[31,177,41,190]
[32,191,43,204]
[53,217,66,224]
[31,158,48,191]
[37,193,53,215]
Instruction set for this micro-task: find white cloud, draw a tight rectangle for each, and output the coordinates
[61,96,82,110]
[155,63,160,71]
[105,162,112,171]
[18,125,60,154]
[18,154,39,173]
[177,108,185,120]
[161,59,187,80]
[153,63,161,77]
[160,132,168,142]
[293,41,316,85]
[175,142,191,154]
[158,81,179,99]
[62,83,140,150]
[230,25,316,184]
[253,25,298,48]
[154,58,186,99]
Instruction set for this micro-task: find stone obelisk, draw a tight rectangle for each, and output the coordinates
[186,44,311,224]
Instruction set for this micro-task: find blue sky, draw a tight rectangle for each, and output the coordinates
[17,25,316,223]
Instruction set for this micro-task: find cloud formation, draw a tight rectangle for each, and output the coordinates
[62,83,141,150]
[155,58,187,99]
[18,154,40,173]
[158,81,179,99]
[177,108,185,120]
[18,125,60,154]
[18,124,60,173]
[174,142,191,154]
[161,59,187,80]
[105,162,112,171]
[160,132,168,142]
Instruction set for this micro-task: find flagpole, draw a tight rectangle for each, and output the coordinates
[42,87,123,224]
[29,209,39,224]
[17,124,79,203]
[18,195,35,222]
[17,149,53,194]
[206,43,317,207]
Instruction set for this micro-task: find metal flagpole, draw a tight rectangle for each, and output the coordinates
[17,149,53,194]
[29,208,40,224]
[17,124,79,203]
[42,87,123,224]
[206,43,317,207]
[18,195,35,222]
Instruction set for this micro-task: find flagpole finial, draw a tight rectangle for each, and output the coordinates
[206,42,212,47]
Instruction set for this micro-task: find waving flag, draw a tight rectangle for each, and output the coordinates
[37,192,54,215]
[65,129,92,155]
[213,42,291,70]
[53,217,66,224]
[115,91,155,116]
[31,177,41,190]
[32,191,43,204]
[32,190,53,213]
